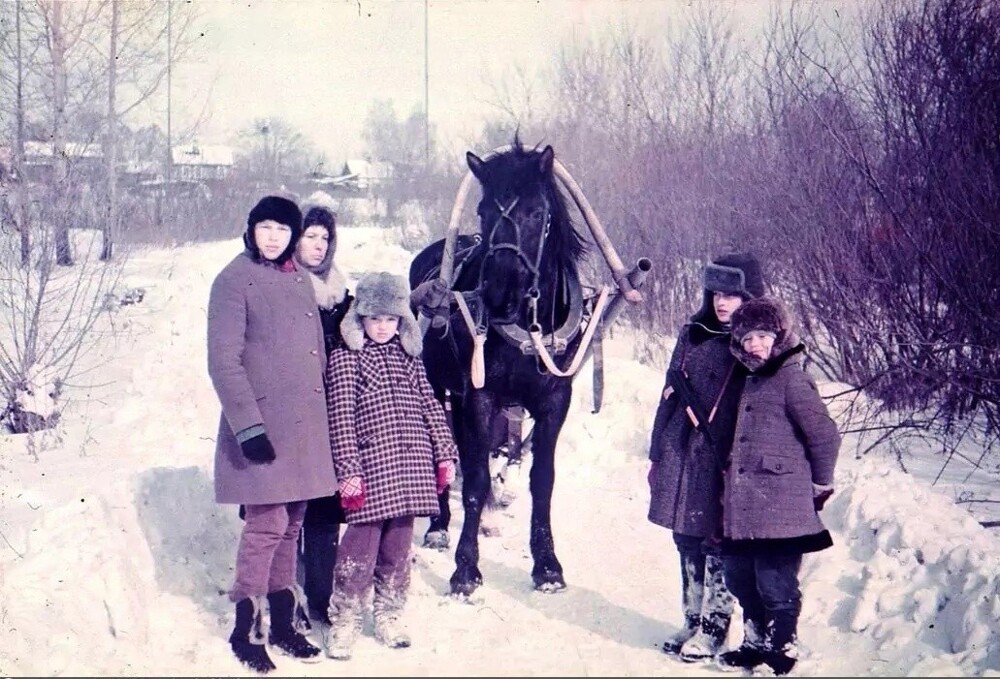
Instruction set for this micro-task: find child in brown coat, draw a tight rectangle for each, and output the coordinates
[718,296,841,675]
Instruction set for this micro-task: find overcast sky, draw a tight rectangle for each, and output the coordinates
[170,0,783,164]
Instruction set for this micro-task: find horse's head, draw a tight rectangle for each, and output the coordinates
[467,141,583,325]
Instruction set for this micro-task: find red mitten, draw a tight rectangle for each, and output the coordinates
[436,460,456,495]
[339,476,365,511]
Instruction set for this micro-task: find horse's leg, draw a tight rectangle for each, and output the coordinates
[450,390,499,596]
[526,386,572,592]
[424,487,452,550]
[424,389,458,550]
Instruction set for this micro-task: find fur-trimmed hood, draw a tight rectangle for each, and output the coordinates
[730,296,802,372]
[340,271,423,356]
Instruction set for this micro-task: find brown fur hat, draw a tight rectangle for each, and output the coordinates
[340,271,423,356]
[730,296,798,369]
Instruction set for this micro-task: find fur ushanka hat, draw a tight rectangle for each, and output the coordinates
[729,296,798,369]
[691,252,767,326]
[341,271,423,356]
[243,195,302,264]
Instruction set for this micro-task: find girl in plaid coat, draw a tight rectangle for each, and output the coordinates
[322,271,458,660]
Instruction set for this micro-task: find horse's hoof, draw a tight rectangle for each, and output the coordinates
[450,568,484,597]
[532,569,566,593]
[423,530,450,551]
[534,580,567,593]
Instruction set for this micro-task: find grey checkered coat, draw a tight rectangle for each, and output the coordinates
[325,335,458,524]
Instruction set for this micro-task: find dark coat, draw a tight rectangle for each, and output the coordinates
[320,293,353,357]
[325,336,458,524]
[723,343,841,543]
[207,252,337,505]
[648,321,746,537]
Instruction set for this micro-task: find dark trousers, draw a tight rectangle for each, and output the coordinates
[722,552,802,652]
[298,495,344,618]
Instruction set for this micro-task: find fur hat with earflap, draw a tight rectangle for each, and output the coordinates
[729,296,800,371]
[691,252,767,328]
[341,271,423,356]
[243,195,302,265]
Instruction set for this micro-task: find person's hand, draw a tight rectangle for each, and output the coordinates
[240,434,275,465]
[339,476,365,511]
[813,483,834,511]
[411,278,450,310]
[437,460,456,495]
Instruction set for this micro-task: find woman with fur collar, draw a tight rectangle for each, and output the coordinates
[291,199,352,626]
[322,272,458,660]
[717,296,841,675]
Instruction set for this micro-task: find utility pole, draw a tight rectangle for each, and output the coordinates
[424,0,430,165]
[166,1,172,187]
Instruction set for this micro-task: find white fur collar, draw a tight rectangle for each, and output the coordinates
[307,263,347,310]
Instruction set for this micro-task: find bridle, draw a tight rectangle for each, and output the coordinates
[476,194,552,320]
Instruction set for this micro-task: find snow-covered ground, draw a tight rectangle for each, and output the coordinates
[0,224,997,676]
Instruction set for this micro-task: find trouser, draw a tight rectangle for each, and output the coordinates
[230,501,307,601]
[330,516,414,618]
[722,552,803,652]
[298,495,343,615]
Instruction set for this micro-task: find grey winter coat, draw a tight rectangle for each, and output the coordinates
[723,343,841,541]
[207,252,337,505]
[648,322,745,537]
[325,336,458,524]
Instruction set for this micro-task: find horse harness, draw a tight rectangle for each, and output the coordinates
[423,196,610,385]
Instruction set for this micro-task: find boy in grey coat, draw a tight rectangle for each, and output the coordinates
[717,296,841,675]
[648,253,765,661]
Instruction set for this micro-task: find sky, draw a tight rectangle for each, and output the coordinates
[0,207,997,676]
[171,0,786,163]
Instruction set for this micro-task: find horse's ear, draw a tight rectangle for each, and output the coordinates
[538,145,554,175]
[467,152,486,181]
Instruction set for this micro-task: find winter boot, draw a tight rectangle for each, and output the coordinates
[374,612,411,649]
[373,581,411,649]
[229,596,276,674]
[716,616,766,671]
[660,611,700,655]
[662,547,705,655]
[301,523,338,625]
[679,612,730,662]
[679,554,734,662]
[324,602,363,660]
[760,610,799,676]
[266,588,322,662]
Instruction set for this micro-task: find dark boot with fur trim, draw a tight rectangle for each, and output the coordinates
[230,597,276,674]
[267,588,322,662]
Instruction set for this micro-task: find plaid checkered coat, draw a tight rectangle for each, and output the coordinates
[325,335,458,524]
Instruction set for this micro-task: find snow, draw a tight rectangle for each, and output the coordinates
[0,224,998,677]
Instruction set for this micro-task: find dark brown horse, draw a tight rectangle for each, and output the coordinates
[409,139,648,595]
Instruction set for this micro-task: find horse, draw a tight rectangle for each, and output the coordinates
[409,138,649,596]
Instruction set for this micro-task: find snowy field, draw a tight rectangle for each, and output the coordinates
[0,223,997,677]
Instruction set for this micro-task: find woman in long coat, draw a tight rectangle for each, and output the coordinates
[207,195,336,673]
